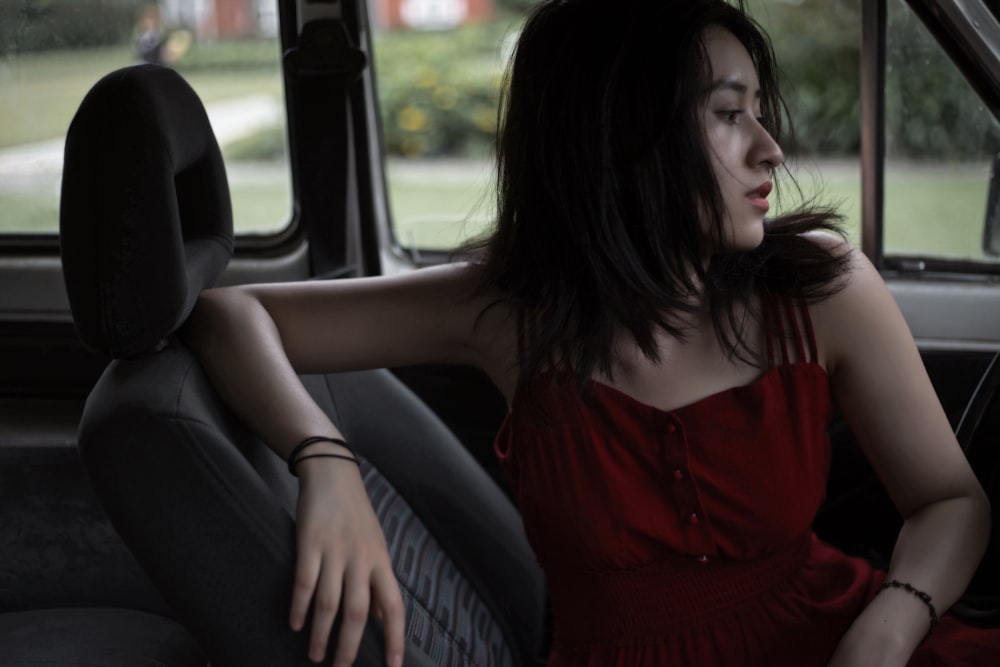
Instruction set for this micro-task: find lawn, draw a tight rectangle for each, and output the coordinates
[2,46,994,261]
[0,44,282,148]
[0,42,288,235]
[387,158,995,262]
[0,174,290,235]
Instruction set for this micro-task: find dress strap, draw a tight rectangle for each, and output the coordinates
[765,296,790,367]
[783,298,809,364]
[798,295,819,364]
[763,299,777,367]
[765,295,819,367]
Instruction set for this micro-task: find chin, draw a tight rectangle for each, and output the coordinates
[723,223,766,254]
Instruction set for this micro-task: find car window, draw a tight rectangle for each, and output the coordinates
[374,1,527,254]
[376,1,866,256]
[747,0,862,241]
[0,0,290,238]
[884,0,1000,265]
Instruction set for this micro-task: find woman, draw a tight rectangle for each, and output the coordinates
[183,1,995,665]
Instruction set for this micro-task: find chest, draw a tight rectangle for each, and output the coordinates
[497,362,834,569]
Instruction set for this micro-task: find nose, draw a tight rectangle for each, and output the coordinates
[751,120,784,170]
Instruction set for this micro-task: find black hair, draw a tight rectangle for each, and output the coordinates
[469,0,849,401]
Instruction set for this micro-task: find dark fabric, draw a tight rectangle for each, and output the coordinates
[364,463,513,666]
[954,352,1000,612]
[0,608,206,666]
[0,448,170,615]
[61,63,544,666]
[80,342,316,667]
[316,372,546,666]
[60,64,233,359]
[80,343,543,666]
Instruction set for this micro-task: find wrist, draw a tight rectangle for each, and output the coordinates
[287,435,360,477]
[836,584,930,664]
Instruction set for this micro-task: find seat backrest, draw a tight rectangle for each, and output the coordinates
[952,351,1000,618]
[60,64,545,667]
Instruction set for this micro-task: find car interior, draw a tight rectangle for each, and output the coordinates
[1,0,1000,665]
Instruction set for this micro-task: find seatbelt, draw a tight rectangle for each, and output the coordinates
[284,2,367,279]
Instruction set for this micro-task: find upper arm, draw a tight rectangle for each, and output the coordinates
[811,244,983,517]
[198,263,509,376]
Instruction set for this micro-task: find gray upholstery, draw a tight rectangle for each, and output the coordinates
[60,64,233,359]
[0,608,204,667]
[55,64,545,667]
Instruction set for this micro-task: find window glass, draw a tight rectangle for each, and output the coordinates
[748,0,862,242]
[375,0,864,254]
[0,0,289,237]
[884,0,1000,263]
[372,0,527,253]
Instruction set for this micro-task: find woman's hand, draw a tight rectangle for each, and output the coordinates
[290,449,405,667]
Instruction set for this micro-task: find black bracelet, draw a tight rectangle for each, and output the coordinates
[876,579,939,642]
[287,436,358,476]
[291,453,361,474]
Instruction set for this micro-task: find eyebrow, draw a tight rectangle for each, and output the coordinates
[708,79,762,98]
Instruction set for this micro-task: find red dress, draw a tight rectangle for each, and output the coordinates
[494,300,999,666]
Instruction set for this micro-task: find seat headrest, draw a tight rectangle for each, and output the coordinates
[60,64,234,359]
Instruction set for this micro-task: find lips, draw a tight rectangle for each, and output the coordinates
[746,180,772,212]
[749,181,772,198]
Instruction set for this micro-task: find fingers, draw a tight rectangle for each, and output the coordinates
[373,566,406,667]
[331,565,370,667]
[291,539,403,665]
[290,469,404,666]
[290,548,322,632]
[310,563,345,663]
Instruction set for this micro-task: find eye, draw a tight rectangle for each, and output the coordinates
[717,110,741,124]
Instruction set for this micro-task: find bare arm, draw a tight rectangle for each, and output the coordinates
[181,262,504,667]
[183,262,491,452]
[813,245,991,666]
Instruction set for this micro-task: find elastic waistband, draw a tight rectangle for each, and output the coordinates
[546,534,811,645]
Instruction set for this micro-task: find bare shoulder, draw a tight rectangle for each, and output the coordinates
[800,228,853,255]
[805,240,905,375]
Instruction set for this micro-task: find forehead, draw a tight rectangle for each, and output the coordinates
[702,25,759,93]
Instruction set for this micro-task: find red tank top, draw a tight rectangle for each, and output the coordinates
[494,298,1000,666]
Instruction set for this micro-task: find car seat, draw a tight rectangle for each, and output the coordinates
[57,64,545,667]
[951,351,1000,622]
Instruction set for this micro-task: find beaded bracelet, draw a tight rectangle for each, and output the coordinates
[876,579,939,643]
[287,436,360,476]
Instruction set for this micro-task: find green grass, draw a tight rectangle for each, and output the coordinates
[0,44,282,148]
[1,46,130,147]
[386,159,995,262]
[0,42,288,235]
[0,181,290,235]
[3,156,992,259]
[0,190,60,233]
[884,164,991,259]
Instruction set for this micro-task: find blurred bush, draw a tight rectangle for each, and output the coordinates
[751,0,862,156]
[373,22,511,158]
[755,0,999,160]
[0,0,145,53]
[884,4,1000,160]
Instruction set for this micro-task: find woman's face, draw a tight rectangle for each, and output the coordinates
[700,25,784,253]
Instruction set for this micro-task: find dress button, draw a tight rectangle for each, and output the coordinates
[697,555,710,564]
[666,423,677,433]
[687,513,700,525]
[672,469,684,481]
